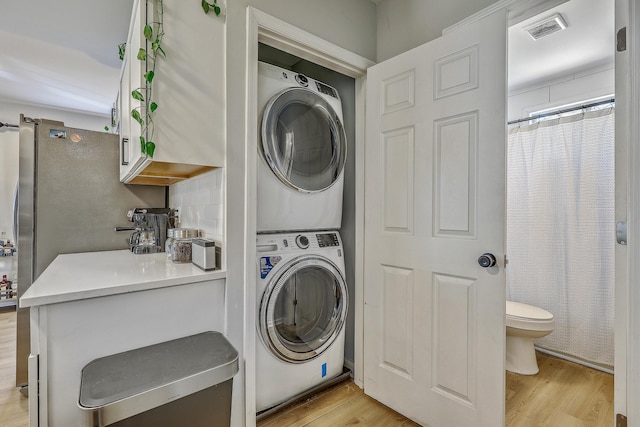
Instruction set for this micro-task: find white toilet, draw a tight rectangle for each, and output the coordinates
[506,300,555,375]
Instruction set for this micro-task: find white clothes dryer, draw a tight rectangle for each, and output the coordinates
[257,61,347,233]
[256,231,348,412]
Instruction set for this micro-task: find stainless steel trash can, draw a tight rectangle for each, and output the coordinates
[79,331,238,427]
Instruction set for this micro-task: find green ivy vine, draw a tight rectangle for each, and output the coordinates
[115,0,223,152]
[201,0,222,16]
[118,43,127,61]
[130,0,165,159]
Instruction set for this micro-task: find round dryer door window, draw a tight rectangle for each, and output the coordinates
[259,255,348,363]
[261,88,347,193]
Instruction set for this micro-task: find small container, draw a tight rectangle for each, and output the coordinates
[192,239,218,271]
[168,229,199,263]
[165,228,176,257]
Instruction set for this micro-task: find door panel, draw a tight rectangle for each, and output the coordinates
[364,9,507,427]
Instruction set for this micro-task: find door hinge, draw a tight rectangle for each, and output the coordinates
[504,254,509,268]
[617,413,627,427]
[617,27,627,52]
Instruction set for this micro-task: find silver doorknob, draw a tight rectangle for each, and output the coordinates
[478,253,497,268]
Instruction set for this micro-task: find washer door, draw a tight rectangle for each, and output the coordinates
[261,87,347,193]
[259,255,348,363]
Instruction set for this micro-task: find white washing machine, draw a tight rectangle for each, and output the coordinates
[256,231,348,412]
[257,61,347,233]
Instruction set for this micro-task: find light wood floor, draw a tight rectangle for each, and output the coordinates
[0,307,614,427]
[259,353,614,427]
[506,352,614,426]
[0,308,28,427]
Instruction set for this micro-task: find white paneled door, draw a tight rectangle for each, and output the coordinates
[363,9,507,427]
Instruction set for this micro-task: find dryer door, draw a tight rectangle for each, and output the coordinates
[261,88,347,193]
[259,255,348,363]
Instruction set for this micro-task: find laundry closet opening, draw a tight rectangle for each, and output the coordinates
[256,40,357,393]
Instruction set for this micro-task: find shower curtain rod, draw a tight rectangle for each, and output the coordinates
[507,98,615,125]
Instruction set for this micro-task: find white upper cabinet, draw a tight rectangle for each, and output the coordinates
[119,0,225,185]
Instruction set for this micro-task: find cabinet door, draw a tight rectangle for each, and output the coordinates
[119,53,132,181]
[120,0,225,185]
[119,0,150,182]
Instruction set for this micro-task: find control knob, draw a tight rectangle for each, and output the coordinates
[295,235,310,249]
[295,74,309,87]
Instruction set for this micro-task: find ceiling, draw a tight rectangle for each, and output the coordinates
[0,0,133,116]
[508,0,614,92]
[0,0,613,117]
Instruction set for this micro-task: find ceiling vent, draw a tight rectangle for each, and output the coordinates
[524,13,568,41]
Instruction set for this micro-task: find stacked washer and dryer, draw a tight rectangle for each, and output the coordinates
[255,61,349,412]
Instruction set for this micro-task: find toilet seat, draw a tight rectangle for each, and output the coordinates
[506,301,554,332]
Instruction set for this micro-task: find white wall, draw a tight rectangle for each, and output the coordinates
[376,0,496,61]
[508,65,615,122]
[168,169,224,241]
[0,99,111,246]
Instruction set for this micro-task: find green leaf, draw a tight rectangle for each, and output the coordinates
[146,141,156,158]
[150,102,158,113]
[137,48,147,61]
[144,71,154,83]
[143,25,153,41]
[131,90,145,101]
[131,109,144,126]
[118,43,126,61]
[140,136,146,154]
[151,41,159,52]
[104,125,109,132]
[214,5,221,15]
[202,0,210,14]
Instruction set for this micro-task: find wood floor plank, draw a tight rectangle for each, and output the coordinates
[303,393,419,427]
[0,308,28,427]
[258,381,363,427]
[505,352,614,427]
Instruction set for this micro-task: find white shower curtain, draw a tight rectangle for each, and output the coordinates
[506,107,615,367]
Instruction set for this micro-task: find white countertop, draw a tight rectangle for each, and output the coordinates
[20,250,226,308]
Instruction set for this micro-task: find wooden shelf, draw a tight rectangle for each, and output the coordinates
[127,162,217,186]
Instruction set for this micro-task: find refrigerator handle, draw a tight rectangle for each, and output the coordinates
[12,181,18,244]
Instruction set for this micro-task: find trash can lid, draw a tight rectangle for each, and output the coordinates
[79,331,238,411]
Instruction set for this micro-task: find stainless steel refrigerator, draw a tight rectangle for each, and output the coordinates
[15,116,166,391]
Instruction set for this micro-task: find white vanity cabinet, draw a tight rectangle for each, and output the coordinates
[20,251,227,426]
[119,0,225,185]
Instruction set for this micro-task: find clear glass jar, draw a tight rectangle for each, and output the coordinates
[168,229,199,263]
[165,229,176,258]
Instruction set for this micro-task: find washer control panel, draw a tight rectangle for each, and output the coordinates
[316,233,339,248]
[257,232,342,253]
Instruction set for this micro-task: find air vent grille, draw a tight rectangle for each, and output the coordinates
[524,13,568,41]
